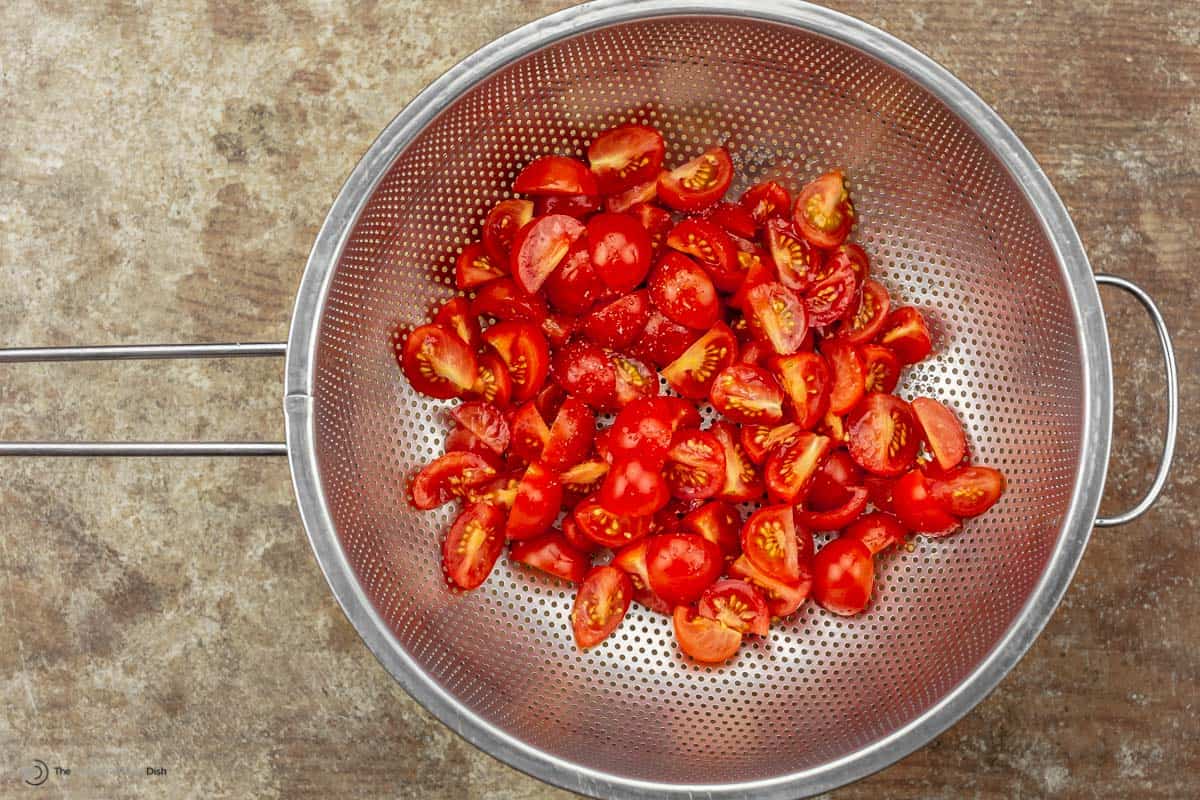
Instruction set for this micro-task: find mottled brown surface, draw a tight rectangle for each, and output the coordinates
[0,1,1196,798]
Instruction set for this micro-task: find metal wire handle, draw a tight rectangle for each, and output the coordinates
[1094,274,1179,527]
[0,343,288,456]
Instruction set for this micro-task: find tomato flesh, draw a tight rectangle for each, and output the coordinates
[838,279,891,344]
[747,282,809,356]
[764,432,833,505]
[400,323,478,400]
[680,501,742,561]
[658,147,734,212]
[821,340,866,416]
[765,219,820,292]
[552,340,616,409]
[664,428,726,501]
[450,401,510,456]
[612,539,673,614]
[772,352,830,431]
[511,214,586,294]
[572,566,633,648]
[673,606,743,663]
[793,170,855,248]
[698,579,770,636]
[588,124,665,192]
[710,421,764,503]
[739,181,791,226]
[541,397,595,472]
[443,501,507,590]
[483,321,550,403]
[796,485,868,530]
[709,364,785,425]
[728,554,811,618]
[456,242,507,289]
[930,466,1006,517]
[861,344,902,394]
[574,494,651,548]
[510,532,590,583]
[515,155,599,196]
[880,306,933,364]
[741,504,805,583]
[410,451,497,510]
[847,393,921,478]
[662,322,738,399]
[506,462,563,540]
[911,396,967,471]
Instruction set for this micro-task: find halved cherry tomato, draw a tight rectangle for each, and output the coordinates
[765,218,821,292]
[630,203,673,256]
[705,201,758,239]
[466,472,520,509]
[600,456,670,517]
[666,219,740,291]
[710,421,764,502]
[911,397,967,470]
[772,352,830,430]
[561,512,603,554]
[482,199,534,265]
[796,485,868,530]
[450,401,509,456]
[533,193,601,219]
[629,309,699,368]
[879,306,933,364]
[793,170,854,248]
[739,181,791,226]
[574,494,651,548]
[804,263,859,327]
[843,511,907,555]
[511,214,586,294]
[847,393,921,478]
[483,321,550,403]
[811,537,873,616]
[739,422,802,466]
[892,469,960,534]
[664,428,726,501]
[662,322,737,399]
[699,579,770,637]
[747,282,809,355]
[543,240,603,315]
[400,323,478,399]
[581,291,650,350]
[820,409,848,445]
[455,242,507,289]
[509,402,549,464]
[807,449,865,510]
[837,279,890,343]
[612,539,673,614]
[764,432,833,505]
[470,352,513,407]
[610,351,659,408]
[658,147,734,212]
[469,278,548,324]
[680,501,742,561]
[572,565,633,648]
[587,212,653,292]
[541,397,595,473]
[741,504,804,583]
[433,296,482,349]
[515,155,599,196]
[861,344,902,394]
[442,501,506,590]
[410,451,497,510]
[673,606,742,663]
[506,462,563,540]
[646,532,723,606]
[510,532,590,583]
[605,178,658,213]
[709,364,785,425]
[821,340,866,416]
[588,124,665,192]
[552,340,616,408]
[728,554,811,618]
[824,242,870,281]
[648,251,720,330]
[930,466,1005,517]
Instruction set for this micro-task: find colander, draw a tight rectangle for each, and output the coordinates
[2,1,1180,797]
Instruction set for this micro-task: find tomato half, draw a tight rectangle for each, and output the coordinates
[581,290,650,349]
[450,401,510,456]
[533,193,601,219]
[705,201,758,240]
[612,539,673,614]
[930,466,1006,517]
[510,532,590,583]
[648,251,720,330]
[739,181,791,226]
[803,263,859,327]
[543,239,603,314]
[509,402,550,464]
[666,219,740,291]
[469,278,548,324]
[662,322,738,399]
[772,352,830,430]
[399,323,478,400]
[811,537,873,616]
[911,396,967,471]
[455,242,507,289]
[728,554,811,618]
[806,449,865,510]
[442,501,507,590]
[765,218,821,292]
[511,214,586,294]
[793,170,855,248]
[796,485,868,530]
[600,456,671,517]
[699,579,770,637]
[572,565,633,648]
[514,155,599,196]
[541,397,595,473]
[879,306,933,364]
[605,178,658,214]
[573,494,651,548]
[746,282,809,356]
[741,504,805,583]
[657,147,734,212]
[838,279,891,343]
[847,393,921,478]
[483,321,550,403]
[646,532,723,606]
[482,199,534,265]
[629,309,699,368]
[843,511,907,555]
[673,606,743,663]
[664,428,726,501]
[710,421,764,502]
[551,340,616,409]
[821,340,866,416]
[709,364,785,425]
[680,501,742,561]
[587,212,653,292]
[892,469,960,534]
[861,344,902,394]
[764,432,833,504]
[505,462,563,540]
[610,351,659,408]
[410,451,497,509]
[588,123,665,192]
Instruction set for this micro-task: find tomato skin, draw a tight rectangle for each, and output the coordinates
[821,340,866,416]
[892,469,960,533]
[587,212,653,292]
[606,397,678,466]
[470,278,548,324]
[673,606,743,663]
[824,242,870,282]
[560,460,610,509]
[838,279,891,344]
[741,504,804,583]
[910,397,967,471]
[514,155,599,196]
[645,532,724,606]
[664,428,726,501]
[506,462,563,540]
[658,147,734,212]
[879,306,933,364]
[510,532,590,583]
[666,219,739,290]
[796,485,868,530]
[680,501,742,561]
[661,322,738,399]
[511,214,587,294]
[772,352,831,430]
[728,553,811,618]
[588,124,666,193]
[581,291,650,350]
[605,178,658,214]
[600,456,671,517]
[747,282,810,356]
[410,451,497,509]
[847,393,921,478]
[739,181,791,226]
[629,310,699,368]
[709,421,765,503]
[552,340,616,409]
[483,199,535,265]
[864,475,896,513]
[534,193,601,219]
[739,422,802,466]
[483,321,550,403]
[612,539,674,613]
[572,565,634,648]
[811,537,873,616]
[456,242,507,289]
[764,432,833,505]
[730,240,780,311]
[793,170,855,249]
[400,323,479,400]
[630,203,673,256]
[843,511,908,555]
[541,397,595,473]
[929,466,1006,517]
[806,449,865,510]
[765,218,821,292]
[442,501,507,590]
[509,402,550,464]
[709,364,785,425]
[648,251,721,330]
[699,579,770,636]
[574,494,651,548]
[705,201,758,239]
[450,401,510,456]
[543,240,604,315]
[861,344,902,394]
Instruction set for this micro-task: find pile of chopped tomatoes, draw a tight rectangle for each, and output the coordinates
[398,122,1006,663]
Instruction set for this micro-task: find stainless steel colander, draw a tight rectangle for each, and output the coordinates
[2,1,1180,797]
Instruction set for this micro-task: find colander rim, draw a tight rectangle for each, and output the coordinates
[283,1,1113,797]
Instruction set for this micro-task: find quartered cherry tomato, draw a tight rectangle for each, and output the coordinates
[574,494,651,548]
[543,239,604,315]
[741,504,806,583]
[433,295,483,348]
[746,282,809,355]
[705,201,758,240]
[470,352,513,407]
[587,123,665,192]
[552,340,616,408]
[455,242,507,289]
[709,421,764,502]
[847,393,921,477]
[824,242,870,282]
[648,251,720,330]
[646,532,723,606]
[443,501,507,590]
[680,501,742,561]
[450,401,510,456]
[483,320,550,403]
[605,178,658,214]
[765,218,821,292]
[587,211,653,292]
[911,396,967,470]
[509,402,550,464]
[534,193,601,219]
[410,451,497,509]
[930,466,1005,517]
[662,322,738,399]
[806,449,865,510]
[581,291,650,350]
[673,606,742,663]
[612,539,673,614]
[600,456,671,517]
[892,468,960,534]
[793,170,854,248]
[541,397,595,473]
[843,511,908,555]
[482,199,534,265]
[664,428,726,501]
[699,579,770,637]
[879,306,933,364]
[838,279,891,343]
[728,553,811,618]
[400,323,478,399]
[610,351,659,407]
[658,147,734,211]
[572,565,633,648]
[804,263,859,327]
[730,238,778,311]
[666,219,740,291]
[514,155,599,196]
[506,462,563,540]
[739,181,791,226]
[709,364,785,425]
[795,485,868,530]
[469,277,548,324]
[560,460,609,508]
[861,344,902,394]
[772,351,831,430]
[811,537,873,616]
[821,340,866,416]
[510,532,590,583]
[764,432,833,505]
[630,203,673,256]
[629,309,698,368]
[511,214,586,294]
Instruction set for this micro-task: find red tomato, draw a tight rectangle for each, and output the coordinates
[483,321,550,403]
[796,485,868,530]
[741,504,805,583]
[581,291,650,350]
[509,402,550,464]
[843,511,907,555]
[552,340,616,408]
[824,242,870,282]
[705,201,758,239]
[739,422,802,465]
[879,306,933,364]
[511,214,586,294]
[709,364,785,425]
[630,203,673,256]
[657,147,734,212]
[469,278,548,324]
[847,393,921,478]
[892,469,960,534]
[573,494,651,548]
[838,279,891,343]
[864,475,896,513]
[587,212,653,292]
[610,351,659,408]
[811,538,873,616]
[410,451,497,510]
[793,170,855,248]
[662,322,738,399]
[600,456,671,517]
[629,309,699,368]
[510,532,589,583]
[561,512,604,554]
[772,352,830,430]
[399,323,478,400]
[470,352,513,407]
[539,312,576,348]
[680,501,742,561]
[572,566,633,648]
[541,397,595,473]
[450,401,510,456]
[587,124,665,192]
[930,466,1006,517]
[765,218,821,292]
[514,155,599,196]
[699,579,770,637]
[764,432,833,504]
[820,409,848,445]
[444,424,493,461]
[728,554,811,618]
[911,397,967,470]
[664,428,726,501]
[710,421,764,502]
[673,605,743,663]
[739,181,791,226]
[611,539,673,614]
[455,242,507,289]
[442,501,506,590]
[737,339,772,368]
[560,460,609,508]
[533,193,600,218]
[648,251,720,330]
[861,344,902,394]
[466,473,520,510]
[606,397,678,466]
[821,340,866,416]
[746,282,809,356]
[806,449,865,510]
[803,264,859,326]
[482,199,534,265]
[666,219,740,291]
[605,178,658,214]
[506,462,563,540]
[543,239,604,315]
[729,236,778,308]
[427,297,481,345]
[646,532,723,606]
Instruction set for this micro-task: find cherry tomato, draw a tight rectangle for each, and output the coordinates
[864,475,896,513]
[399,323,478,400]
[824,242,870,282]
[793,170,855,248]
[511,214,586,294]
[811,537,873,616]
[539,312,576,348]
[739,181,791,226]
[588,124,665,192]
[741,504,805,583]
[861,344,902,395]
[843,511,908,555]
[514,155,599,196]
[838,279,891,343]
[728,553,811,618]
[847,393,921,478]
[431,296,482,350]
[765,218,821,292]
[820,409,848,445]
[455,242,507,289]
[930,466,1006,517]
[738,339,774,369]
[892,469,960,533]
[657,147,734,212]
[574,494,651,548]
[764,432,833,504]
[442,501,506,590]
[444,424,494,461]
[662,322,738,399]
[541,397,595,473]
[673,606,743,663]
[699,579,770,636]
[610,351,659,408]
[879,306,933,364]
[803,263,859,327]
[646,532,723,606]
[796,485,868,530]
[746,282,809,355]
[469,278,548,324]
[680,501,742,561]
[543,239,604,315]
[705,201,758,239]
[509,402,550,464]
[648,251,720,330]
[821,340,866,416]
[410,451,497,510]
[806,449,865,510]
[600,456,671,517]
[710,421,764,502]
[482,199,534,265]
[630,203,673,256]
[533,193,601,218]
[605,178,658,214]
[510,532,590,583]
[483,321,550,403]
[606,398,678,466]
[572,565,633,648]
[466,472,520,509]
[709,364,785,425]
[587,212,653,292]
[666,219,740,291]
[470,352,513,407]
[612,539,673,614]
[578,292,648,350]
[911,397,967,471]
[772,352,831,430]
[552,340,616,408]
[560,460,609,509]
[506,462,563,540]
[450,401,509,456]
[739,422,802,465]
[561,512,604,554]
[729,236,778,310]
[629,309,699,368]
[664,428,726,501]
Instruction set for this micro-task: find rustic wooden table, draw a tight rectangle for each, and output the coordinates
[1,1,1195,797]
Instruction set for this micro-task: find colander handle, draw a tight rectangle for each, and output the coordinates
[1094,274,1179,527]
[0,342,288,456]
